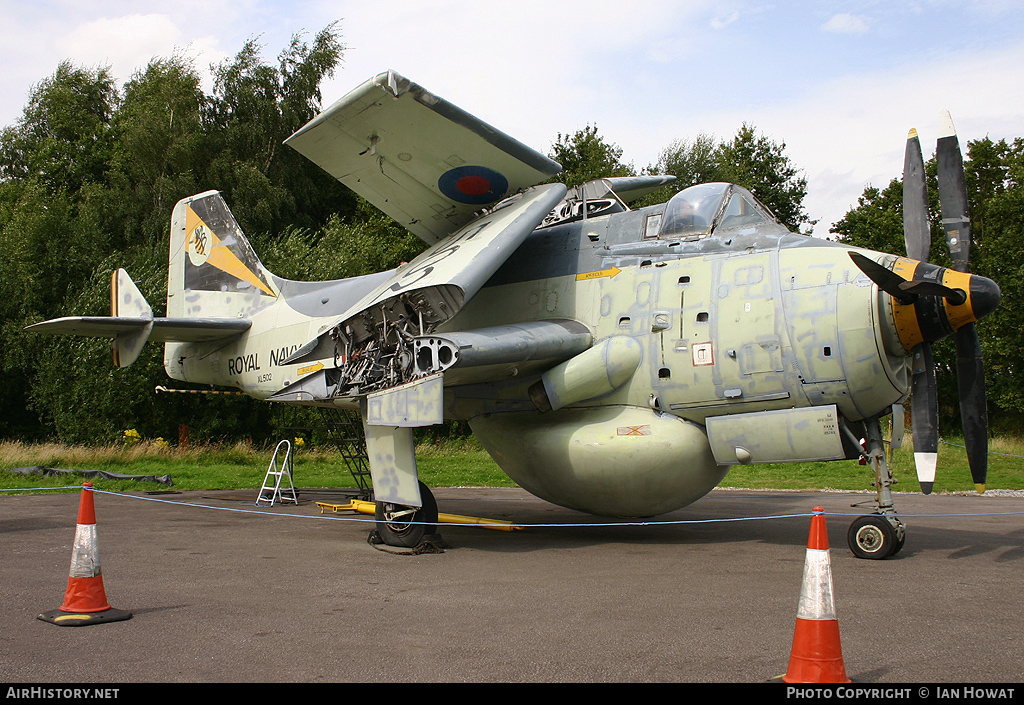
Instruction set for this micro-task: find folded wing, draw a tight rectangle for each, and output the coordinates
[284,70,562,244]
[272,182,568,402]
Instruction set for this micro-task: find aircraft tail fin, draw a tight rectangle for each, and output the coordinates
[167,191,279,318]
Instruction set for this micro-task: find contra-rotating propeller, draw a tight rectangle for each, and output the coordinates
[849,113,999,494]
[901,111,992,494]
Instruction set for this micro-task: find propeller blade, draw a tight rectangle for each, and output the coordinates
[848,252,914,303]
[849,251,966,305]
[889,403,905,450]
[903,128,931,262]
[897,278,967,304]
[936,110,989,494]
[911,344,939,494]
[936,110,971,272]
[955,323,989,493]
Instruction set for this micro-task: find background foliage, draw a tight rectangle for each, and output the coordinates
[1,22,1017,444]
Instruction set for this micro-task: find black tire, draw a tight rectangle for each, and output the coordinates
[891,529,907,556]
[847,515,898,560]
[374,482,439,548]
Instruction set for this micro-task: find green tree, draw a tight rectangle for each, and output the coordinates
[830,179,906,253]
[262,211,424,283]
[652,134,720,187]
[548,124,635,188]
[714,123,813,233]
[0,61,117,195]
[962,137,1024,427]
[0,64,121,439]
[107,54,208,247]
[642,125,812,233]
[205,24,353,237]
[0,24,361,443]
[636,133,721,208]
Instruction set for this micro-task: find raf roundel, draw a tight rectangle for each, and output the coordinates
[437,165,509,205]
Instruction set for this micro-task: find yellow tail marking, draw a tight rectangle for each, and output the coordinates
[185,206,276,297]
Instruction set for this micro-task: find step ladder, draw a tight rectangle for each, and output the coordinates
[257,440,298,506]
[316,408,373,500]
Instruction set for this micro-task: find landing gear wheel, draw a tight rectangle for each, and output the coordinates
[892,528,907,556]
[374,482,439,548]
[847,515,900,560]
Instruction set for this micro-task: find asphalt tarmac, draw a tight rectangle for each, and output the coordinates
[1,484,1022,685]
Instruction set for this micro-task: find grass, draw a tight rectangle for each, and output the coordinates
[1,433,1022,496]
[0,437,515,494]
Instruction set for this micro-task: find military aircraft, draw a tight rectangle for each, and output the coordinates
[28,71,1000,558]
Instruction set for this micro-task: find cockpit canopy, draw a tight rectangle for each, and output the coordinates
[659,182,784,239]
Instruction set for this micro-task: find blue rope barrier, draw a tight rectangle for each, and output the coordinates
[2,484,1021,529]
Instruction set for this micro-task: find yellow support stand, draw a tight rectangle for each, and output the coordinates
[316,500,522,532]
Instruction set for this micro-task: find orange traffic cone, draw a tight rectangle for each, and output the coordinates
[38,483,132,626]
[782,507,850,683]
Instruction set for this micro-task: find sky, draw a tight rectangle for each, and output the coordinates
[1,0,1023,236]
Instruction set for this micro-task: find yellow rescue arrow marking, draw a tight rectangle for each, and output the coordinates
[576,266,622,281]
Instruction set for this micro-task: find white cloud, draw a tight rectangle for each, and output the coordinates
[0,4,242,125]
[59,14,229,89]
[751,41,1024,234]
[319,0,718,157]
[711,11,740,29]
[61,14,183,71]
[821,13,871,35]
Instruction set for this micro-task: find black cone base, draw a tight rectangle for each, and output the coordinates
[37,607,133,627]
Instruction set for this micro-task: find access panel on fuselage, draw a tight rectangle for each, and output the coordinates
[652,251,793,422]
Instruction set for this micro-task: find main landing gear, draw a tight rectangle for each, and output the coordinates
[372,481,440,548]
[844,415,906,560]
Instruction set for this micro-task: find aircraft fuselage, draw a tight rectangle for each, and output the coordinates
[162,194,921,517]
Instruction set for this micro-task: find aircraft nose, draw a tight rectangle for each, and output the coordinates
[849,251,999,353]
[888,262,1000,353]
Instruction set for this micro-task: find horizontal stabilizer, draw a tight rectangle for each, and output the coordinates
[26,316,250,343]
[27,265,253,368]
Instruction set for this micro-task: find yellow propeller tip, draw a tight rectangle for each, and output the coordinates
[908,128,919,139]
[975,483,986,494]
